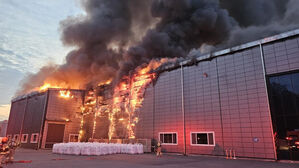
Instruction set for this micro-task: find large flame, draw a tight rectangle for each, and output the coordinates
[59,90,73,99]
[34,58,173,141]
[108,59,169,140]
[39,83,62,92]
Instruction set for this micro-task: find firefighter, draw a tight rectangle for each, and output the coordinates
[7,139,19,163]
[156,142,162,157]
[0,137,9,167]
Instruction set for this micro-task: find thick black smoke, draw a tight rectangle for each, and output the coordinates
[220,0,299,46]
[17,0,299,95]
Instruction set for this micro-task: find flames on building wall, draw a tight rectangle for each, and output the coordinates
[15,0,299,140]
[37,59,171,140]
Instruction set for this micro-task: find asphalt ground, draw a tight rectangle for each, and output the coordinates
[3,149,299,168]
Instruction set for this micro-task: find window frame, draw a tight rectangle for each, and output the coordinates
[69,134,79,142]
[13,134,20,142]
[158,132,178,145]
[21,134,29,143]
[30,133,39,143]
[190,131,215,146]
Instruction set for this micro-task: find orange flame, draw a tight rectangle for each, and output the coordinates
[108,59,171,140]
[39,83,62,92]
[59,90,73,99]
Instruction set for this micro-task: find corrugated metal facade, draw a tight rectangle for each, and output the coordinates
[7,92,46,149]
[135,33,299,159]
[7,89,85,149]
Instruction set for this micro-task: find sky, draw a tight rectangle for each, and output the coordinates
[0,0,83,120]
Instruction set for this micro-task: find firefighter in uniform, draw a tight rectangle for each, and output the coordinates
[156,142,162,157]
[7,138,19,163]
[0,137,9,167]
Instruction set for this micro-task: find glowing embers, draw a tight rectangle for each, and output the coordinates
[59,90,74,99]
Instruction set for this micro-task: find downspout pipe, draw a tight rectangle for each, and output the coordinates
[180,64,186,156]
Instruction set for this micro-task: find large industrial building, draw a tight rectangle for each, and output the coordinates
[7,29,299,161]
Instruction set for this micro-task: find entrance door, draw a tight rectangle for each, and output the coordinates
[45,123,65,148]
[268,71,299,160]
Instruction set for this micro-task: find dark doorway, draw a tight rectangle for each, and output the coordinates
[268,71,299,160]
[45,123,65,148]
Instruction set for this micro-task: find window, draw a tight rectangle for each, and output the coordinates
[13,134,20,142]
[159,132,177,145]
[21,134,29,143]
[191,132,215,146]
[69,134,79,142]
[30,133,39,143]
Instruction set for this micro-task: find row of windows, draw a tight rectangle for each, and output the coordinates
[7,133,39,144]
[159,132,215,146]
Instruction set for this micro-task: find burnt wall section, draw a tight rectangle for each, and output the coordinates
[93,116,109,139]
[263,36,299,75]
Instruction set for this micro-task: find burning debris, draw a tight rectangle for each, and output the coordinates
[14,0,299,140]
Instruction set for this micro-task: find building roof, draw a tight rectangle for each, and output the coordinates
[158,28,299,72]
[12,88,85,103]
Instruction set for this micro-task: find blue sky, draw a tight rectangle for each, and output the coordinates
[0,0,83,120]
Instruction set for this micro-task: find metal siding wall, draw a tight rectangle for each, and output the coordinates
[136,46,276,159]
[263,37,299,75]
[184,60,224,155]
[216,47,275,159]
[21,93,46,148]
[7,99,26,136]
[45,90,84,143]
[136,84,154,139]
[153,69,183,153]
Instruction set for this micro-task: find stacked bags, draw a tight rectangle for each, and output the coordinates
[53,142,143,156]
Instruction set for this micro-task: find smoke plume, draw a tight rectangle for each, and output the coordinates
[17,0,299,95]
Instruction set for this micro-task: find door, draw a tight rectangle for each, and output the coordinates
[268,71,299,160]
[45,123,65,148]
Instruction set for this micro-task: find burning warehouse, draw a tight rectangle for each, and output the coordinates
[7,29,299,160]
[6,0,299,162]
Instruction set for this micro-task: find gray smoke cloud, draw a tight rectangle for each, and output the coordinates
[220,0,299,47]
[17,0,299,95]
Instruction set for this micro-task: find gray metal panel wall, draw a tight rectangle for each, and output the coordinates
[263,36,299,75]
[137,47,279,159]
[7,99,27,136]
[21,93,46,148]
[153,69,183,153]
[135,84,154,139]
[184,60,224,155]
[216,47,275,159]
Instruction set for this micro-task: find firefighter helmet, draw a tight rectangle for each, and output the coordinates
[2,137,8,143]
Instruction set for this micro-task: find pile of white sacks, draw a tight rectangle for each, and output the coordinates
[52,142,144,155]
